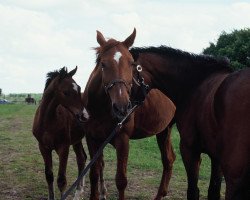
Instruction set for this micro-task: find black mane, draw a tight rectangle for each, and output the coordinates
[44,67,68,90]
[130,45,232,72]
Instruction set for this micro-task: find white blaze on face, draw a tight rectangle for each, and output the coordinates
[113,51,122,64]
[119,88,122,96]
[72,82,78,93]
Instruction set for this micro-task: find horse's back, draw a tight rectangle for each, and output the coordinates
[134,89,175,135]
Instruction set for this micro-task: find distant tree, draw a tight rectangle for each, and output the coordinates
[0,88,2,96]
[203,28,250,70]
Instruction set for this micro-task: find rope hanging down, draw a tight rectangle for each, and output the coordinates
[61,104,138,200]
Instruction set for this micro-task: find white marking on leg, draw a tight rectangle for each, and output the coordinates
[114,51,122,64]
[73,176,85,200]
[99,180,107,200]
[72,82,78,93]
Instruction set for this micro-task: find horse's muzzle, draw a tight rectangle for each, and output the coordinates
[76,108,89,123]
[112,100,132,121]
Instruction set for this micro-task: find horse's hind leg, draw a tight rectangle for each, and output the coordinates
[73,142,87,200]
[55,145,69,197]
[208,159,222,200]
[39,143,55,200]
[154,126,176,200]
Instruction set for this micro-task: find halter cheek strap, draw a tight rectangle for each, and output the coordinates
[132,64,150,105]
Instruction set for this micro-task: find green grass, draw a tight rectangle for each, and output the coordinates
[0,104,225,199]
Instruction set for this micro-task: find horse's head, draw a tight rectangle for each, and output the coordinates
[45,66,89,123]
[95,29,136,121]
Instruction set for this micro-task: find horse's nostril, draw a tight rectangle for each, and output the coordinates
[112,103,127,117]
[76,112,87,122]
[113,103,120,114]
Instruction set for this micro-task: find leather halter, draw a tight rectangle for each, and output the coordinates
[104,78,132,94]
[131,64,150,105]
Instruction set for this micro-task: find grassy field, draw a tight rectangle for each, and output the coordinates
[0,104,225,199]
[1,93,42,104]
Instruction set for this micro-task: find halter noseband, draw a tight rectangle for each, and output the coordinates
[103,64,149,105]
[104,79,132,93]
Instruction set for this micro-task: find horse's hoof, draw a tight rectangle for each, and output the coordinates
[99,195,106,200]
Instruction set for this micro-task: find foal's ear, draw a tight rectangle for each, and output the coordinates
[96,30,106,46]
[68,66,77,77]
[123,28,136,48]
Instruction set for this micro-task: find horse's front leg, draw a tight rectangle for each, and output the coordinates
[208,158,222,200]
[73,142,88,200]
[99,159,107,200]
[180,140,201,200]
[55,145,70,198]
[86,135,103,200]
[39,143,55,200]
[113,133,129,200]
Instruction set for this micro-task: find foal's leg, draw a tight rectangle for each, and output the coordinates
[208,159,222,200]
[180,140,201,200]
[113,134,129,200]
[154,126,176,200]
[99,159,107,200]
[55,145,70,197]
[86,135,103,200]
[73,142,87,200]
[39,143,55,200]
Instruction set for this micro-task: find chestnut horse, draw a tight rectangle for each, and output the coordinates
[82,29,176,200]
[32,67,89,200]
[107,29,250,199]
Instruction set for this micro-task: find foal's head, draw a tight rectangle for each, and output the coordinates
[95,29,136,120]
[44,66,88,122]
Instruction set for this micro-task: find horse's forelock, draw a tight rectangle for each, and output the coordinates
[94,39,121,64]
[44,67,70,91]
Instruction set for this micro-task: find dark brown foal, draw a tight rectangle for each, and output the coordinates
[33,67,89,200]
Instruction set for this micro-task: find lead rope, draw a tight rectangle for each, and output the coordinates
[61,104,138,200]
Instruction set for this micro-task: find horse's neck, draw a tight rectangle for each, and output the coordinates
[88,90,111,116]
[39,92,59,126]
[141,54,229,106]
[85,72,111,116]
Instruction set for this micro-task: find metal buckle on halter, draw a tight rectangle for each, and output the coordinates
[132,65,143,86]
[131,64,150,106]
[136,65,142,72]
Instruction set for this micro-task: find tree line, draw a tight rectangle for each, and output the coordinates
[203,28,250,70]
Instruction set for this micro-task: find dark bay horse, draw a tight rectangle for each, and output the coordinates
[82,29,176,200]
[108,30,250,199]
[25,94,36,105]
[32,67,89,200]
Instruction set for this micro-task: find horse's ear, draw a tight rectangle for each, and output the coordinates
[96,30,106,46]
[68,66,77,77]
[123,28,136,48]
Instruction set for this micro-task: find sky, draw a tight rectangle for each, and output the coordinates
[0,0,250,94]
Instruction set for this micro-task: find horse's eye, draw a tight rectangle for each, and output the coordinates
[131,61,136,67]
[63,91,70,96]
[101,62,106,69]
